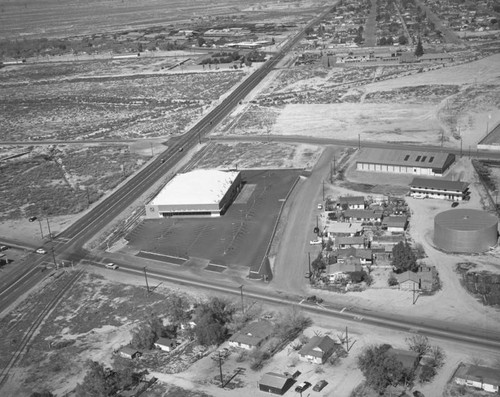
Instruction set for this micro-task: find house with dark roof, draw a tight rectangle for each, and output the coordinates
[356,148,455,177]
[337,196,365,209]
[409,177,470,201]
[396,265,437,291]
[336,247,373,265]
[229,320,274,350]
[343,209,382,223]
[388,348,420,371]
[454,363,500,393]
[299,335,336,364]
[258,372,295,395]
[382,216,408,232]
[118,346,141,360]
[326,258,362,282]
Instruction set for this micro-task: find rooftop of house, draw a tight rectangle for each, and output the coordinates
[259,372,289,389]
[410,177,469,192]
[388,348,420,370]
[229,320,274,346]
[336,236,365,245]
[383,216,408,228]
[455,363,500,386]
[299,335,336,358]
[338,196,365,205]
[344,209,383,218]
[326,260,362,274]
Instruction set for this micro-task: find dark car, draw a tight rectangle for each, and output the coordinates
[0,245,10,251]
[295,381,311,393]
[313,380,328,391]
[451,201,459,208]
[29,216,37,222]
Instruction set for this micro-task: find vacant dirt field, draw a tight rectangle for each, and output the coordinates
[220,54,500,149]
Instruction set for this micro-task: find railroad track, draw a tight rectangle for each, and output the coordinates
[0,268,85,387]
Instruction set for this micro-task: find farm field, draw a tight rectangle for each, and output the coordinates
[218,53,500,150]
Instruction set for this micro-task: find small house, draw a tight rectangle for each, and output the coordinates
[454,363,500,393]
[154,337,176,352]
[388,348,420,371]
[299,335,336,364]
[326,259,362,282]
[343,209,382,223]
[229,320,274,350]
[258,372,294,395]
[382,216,408,233]
[336,236,365,249]
[118,346,141,360]
[396,265,437,292]
[336,247,373,265]
[337,196,365,209]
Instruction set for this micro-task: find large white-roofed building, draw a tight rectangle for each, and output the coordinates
[356,148,455,176]
[146,169,242,218]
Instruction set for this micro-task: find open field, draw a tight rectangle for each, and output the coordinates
[219,54,500,149]
[0,68,243,141]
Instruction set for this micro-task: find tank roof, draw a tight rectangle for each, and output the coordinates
[435,209,498,231]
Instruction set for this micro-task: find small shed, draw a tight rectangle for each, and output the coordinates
[118,346,141,360]
[258,372,294,395]
[154,337,176,352]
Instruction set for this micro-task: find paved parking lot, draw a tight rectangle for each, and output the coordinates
[126,170,301,272]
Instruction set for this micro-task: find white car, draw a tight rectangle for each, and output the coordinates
[105,263,118,270]
[36,248,47,254]
[309,239,322,245]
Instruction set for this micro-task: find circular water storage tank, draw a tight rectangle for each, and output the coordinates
[434,209,498,253]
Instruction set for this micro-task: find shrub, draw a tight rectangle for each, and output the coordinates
[388,274,399,286]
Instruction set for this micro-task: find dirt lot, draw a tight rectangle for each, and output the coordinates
[217,54,500,150]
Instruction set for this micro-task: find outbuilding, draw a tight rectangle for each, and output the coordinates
[118,347,141,360]
[258,372,294,395]
[154,337,176,352]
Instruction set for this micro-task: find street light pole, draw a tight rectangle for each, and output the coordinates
[239,285,244,314]
[46,218,52,240]
[37,218,44,239]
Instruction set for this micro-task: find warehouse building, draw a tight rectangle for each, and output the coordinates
[409,177,470,200]
[434,209,498,253]
[356,148,455,176]
[145,169,242,218]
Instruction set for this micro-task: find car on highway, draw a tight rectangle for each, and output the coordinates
[178,147,184,152]
[317,203,323,210]
[295,381,311,393]
[29,216,38,222]
[105,263,118,270]
[35,248,46,254]
[313,380,328,391]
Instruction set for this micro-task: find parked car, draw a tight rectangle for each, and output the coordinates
[451,201,459,208]
[105,263,118,270]
[36,248,46,254]
[313,380,328,391]
[295,381,311,393]
[317,203,323,210]
[309,239,322,245]
[29,216,37,222]
[0,245,10,251]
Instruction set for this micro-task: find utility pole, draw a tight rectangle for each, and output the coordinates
[51,247,57,269]
[345,326,349,351]
[218,351,224,386]
[37,218,44,239]
[150,142,154,157]
[143,267,150,294]
[322,180,325,201]
[239,285,244,314]
[46,218,52,240]
[358,134,361,150]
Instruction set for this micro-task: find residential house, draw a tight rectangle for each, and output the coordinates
[154,337,176,352]
[337,196,365,209]
[229,320,274,350]
[299,335,336,364]
[336,236,365,249]
[118,346,141,360]
[396,265,437,292]
[343,209,382,223]
[336,247,373,265]
[382,216,408,233]
[454,363,500,393]
[326,258,362,282]
[388,348,420,371]
[258,372,294,395]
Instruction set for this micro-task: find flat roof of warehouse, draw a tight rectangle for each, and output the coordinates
[357,148,452,168]
[150,169,240,206]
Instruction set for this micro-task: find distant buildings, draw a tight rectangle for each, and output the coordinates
[454,363,500,393]
[409,177,470,201]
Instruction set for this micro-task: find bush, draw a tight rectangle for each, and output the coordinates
[419,365,436,383]
[388,274,399,286]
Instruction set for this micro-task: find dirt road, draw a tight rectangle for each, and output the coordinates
[270,146,334,295]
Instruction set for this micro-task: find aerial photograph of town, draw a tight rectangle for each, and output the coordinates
[1,0,500,396]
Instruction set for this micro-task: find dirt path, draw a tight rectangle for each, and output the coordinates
[270,146,333,294]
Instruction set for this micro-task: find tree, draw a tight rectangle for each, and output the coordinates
[193,297,235,346]
[30,392,55,397]
[75,361,116,397]
[130,312,164,350]
[415,37,424,57]
[398,35,408,45]
[406,335,431,358]
[357,344,404,393]
[165,294,191,326]
[391,241,417,272]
